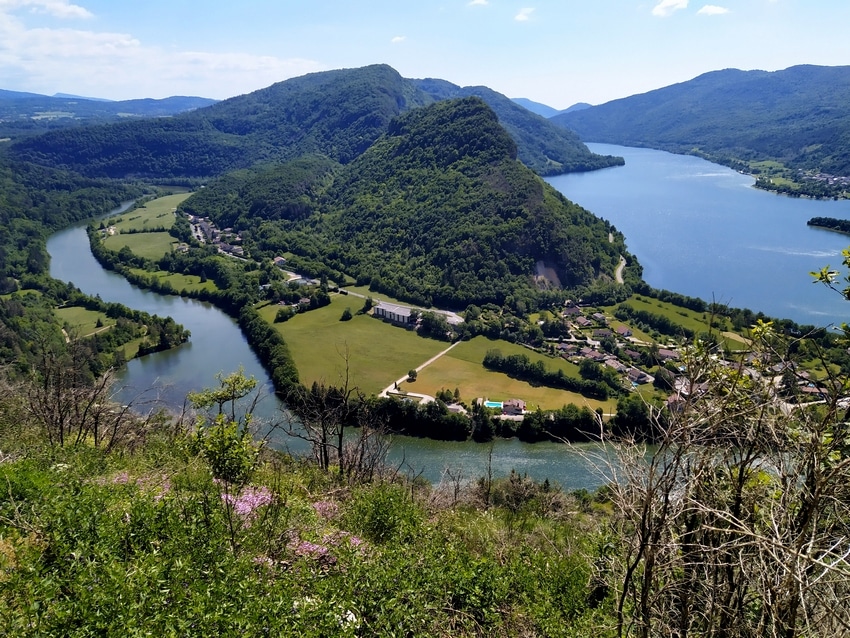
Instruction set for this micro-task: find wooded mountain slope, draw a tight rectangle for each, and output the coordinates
[553,64,850,175]
[10,64,620,179]
[0,155,141,282]
[191,97,627,310]
[413,79,623,175]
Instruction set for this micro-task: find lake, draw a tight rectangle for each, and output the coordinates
[546,144,850,329]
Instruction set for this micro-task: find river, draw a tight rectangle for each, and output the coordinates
[48,144,849,489]
[47,210,604,490]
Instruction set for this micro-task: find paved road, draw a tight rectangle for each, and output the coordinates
[378,340,463,400]
[615,255,626,284]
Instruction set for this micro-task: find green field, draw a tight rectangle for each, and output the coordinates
[104,232,179,260]
[609,295,749,351]
[400,336,617,413]
[259,295,618,412]
[259,295,447,395]
[109,193,190,232]
[101,193,193,260]
[129,269,218,294]
[55,306,113,338]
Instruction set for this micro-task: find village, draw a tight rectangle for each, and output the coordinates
[180,208,831,423]
[185,212,247,258]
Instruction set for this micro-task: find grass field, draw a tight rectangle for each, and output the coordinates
[399,336,618,413]
[259,295,619,412]
[609,295,749,351]
[104,232,179,260]
[55,306,113,338]
[101,193,193,260]
[129,269,218,294]
[109,193,190,233]
[259,295,447,395]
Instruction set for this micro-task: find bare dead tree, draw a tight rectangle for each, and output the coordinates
[282,346,389,482]
[605,323,850,638]
[339,405,391,484]
[22,330,163,451]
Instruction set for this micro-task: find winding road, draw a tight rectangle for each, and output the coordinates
[615,255,626,284]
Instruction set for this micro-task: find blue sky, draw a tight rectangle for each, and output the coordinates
[0,0,847,108]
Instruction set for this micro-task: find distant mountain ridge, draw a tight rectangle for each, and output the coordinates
[0,89,47,100]
[552,64,850,177]
[0,90,218,138]
[0,88,216,112]
[511,98,592,118]
[511,98,559,118]
[51,93,114,102]
[9,64,622,179]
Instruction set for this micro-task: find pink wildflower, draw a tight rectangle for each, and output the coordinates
[322,531,367,553]
[312,500,339,520]
[294,541,329,557]
[112,471,130,485]
[221,485,273,518]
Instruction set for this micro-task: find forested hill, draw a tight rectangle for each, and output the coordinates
[10,64,621,180]
[552,64,850,176]
[195,97,628,310]
[412,79,623,175]
[0,155,142,285]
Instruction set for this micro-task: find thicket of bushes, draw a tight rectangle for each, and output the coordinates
[0,374,610,637]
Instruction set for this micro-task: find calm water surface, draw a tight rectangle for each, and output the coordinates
[547,144,850,328]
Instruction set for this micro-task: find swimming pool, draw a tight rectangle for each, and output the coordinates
[483,401,503,409]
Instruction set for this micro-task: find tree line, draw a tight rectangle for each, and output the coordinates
[482,349,613,401]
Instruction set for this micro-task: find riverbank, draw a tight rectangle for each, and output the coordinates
[47,208,612,488]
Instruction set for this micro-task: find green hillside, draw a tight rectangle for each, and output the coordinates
[188,97,629,310]
[10,64,621,180]
[413,79,623,175]
[553,64,850,184]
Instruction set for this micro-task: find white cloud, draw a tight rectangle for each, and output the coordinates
[515,7,534,21]
[468,0,488,5]
[697,4,729,15]
[0,6,322,99]
[0,0,92,19]
[391,35,405,44]
[652,0,688,17]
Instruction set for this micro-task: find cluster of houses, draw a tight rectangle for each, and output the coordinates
[666,353,831,413]
[558,302,671,388]
[802,171,850,187]
[185,214,246,258]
